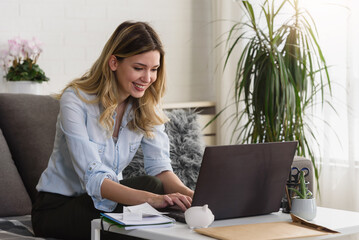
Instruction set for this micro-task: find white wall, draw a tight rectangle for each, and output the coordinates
[0,0,214,103]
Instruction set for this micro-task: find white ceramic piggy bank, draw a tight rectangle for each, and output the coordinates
[184,204,214,229]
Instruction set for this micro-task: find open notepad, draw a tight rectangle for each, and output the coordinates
[100,203,175,230]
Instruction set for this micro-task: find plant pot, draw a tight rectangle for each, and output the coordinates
[291,198,317,221]
[6,81,44,95]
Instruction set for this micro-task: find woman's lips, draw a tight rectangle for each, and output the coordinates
[133,83,146,91]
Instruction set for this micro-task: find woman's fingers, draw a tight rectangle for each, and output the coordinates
[148,193,193,211]
[163,194,174,206]
[186,195,192,205]
[178,194,191,208]
[172,197,187,212]
[165,193,192,211]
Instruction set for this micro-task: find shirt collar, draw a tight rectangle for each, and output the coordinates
[111,98,134,127]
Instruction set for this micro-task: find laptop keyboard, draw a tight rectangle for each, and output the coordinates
[166,210,186,223]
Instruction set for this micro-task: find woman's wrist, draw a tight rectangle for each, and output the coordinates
[176,185,194,198]
[144,191,160,205]
[182,188,194,199]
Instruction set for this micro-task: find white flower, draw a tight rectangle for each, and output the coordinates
[8,38,23,58]
[24,37,43,58]
[0,49,13,72]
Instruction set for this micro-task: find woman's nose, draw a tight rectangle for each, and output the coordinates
[141,71,151,83]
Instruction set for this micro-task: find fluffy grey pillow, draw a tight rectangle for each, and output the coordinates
[123,109,205,190]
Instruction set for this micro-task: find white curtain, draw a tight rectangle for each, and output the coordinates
[305,0,359,213]
[212,0,243,145]
[213,0,359,214]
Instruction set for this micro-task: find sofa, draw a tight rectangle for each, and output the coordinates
[0,93,313,240]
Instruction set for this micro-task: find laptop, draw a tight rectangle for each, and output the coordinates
[167,141,297,222]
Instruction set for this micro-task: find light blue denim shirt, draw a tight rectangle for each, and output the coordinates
[36,88,173,212]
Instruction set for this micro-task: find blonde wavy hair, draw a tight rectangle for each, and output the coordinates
[57,21,168,138]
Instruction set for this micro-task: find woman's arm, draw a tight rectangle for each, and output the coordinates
[156,170,194,210]
[156,170,194,197]
[100,177,192,211]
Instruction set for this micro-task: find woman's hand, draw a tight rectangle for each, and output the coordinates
[148,192,192,212]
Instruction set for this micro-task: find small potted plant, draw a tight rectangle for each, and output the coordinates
[0,37,49,94]
[289,170,317,220]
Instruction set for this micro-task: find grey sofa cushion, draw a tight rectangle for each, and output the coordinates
[0,129,32,217]
[0,94,59,202]
[123,109,205,190]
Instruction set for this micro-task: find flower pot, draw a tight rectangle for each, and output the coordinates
[291,198,317,221]
[6,81,44,95]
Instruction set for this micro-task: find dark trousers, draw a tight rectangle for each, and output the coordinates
[31,176,164,240]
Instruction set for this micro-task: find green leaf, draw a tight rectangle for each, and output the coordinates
[211,0,333,193]
[6,60,49,82]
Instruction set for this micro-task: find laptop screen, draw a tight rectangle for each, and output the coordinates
[192,141,297,220]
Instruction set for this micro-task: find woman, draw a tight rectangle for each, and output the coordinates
[32,21,194,240]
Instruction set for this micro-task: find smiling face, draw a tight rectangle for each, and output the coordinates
[111,50,161,101]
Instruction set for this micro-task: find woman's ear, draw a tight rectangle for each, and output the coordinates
[108,55,118,71]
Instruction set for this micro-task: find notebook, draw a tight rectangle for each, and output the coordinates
[167,141,298,222]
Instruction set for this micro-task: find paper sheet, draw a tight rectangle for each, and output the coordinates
[124,202,165,216]
[122,202,168,221]
[101,203,175,230]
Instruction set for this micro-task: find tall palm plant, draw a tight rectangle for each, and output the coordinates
[220,0,332,190]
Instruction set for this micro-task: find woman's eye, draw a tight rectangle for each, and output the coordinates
[134,67,143,71]
[151,68,158,72]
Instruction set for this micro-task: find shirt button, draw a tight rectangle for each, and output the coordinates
[89,167,92,171]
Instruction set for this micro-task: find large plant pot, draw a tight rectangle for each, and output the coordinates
[6,81,44,95]
[291,198,317,221]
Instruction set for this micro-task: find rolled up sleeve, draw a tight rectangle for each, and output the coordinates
[142,124,173,176]
[60,89,118,211]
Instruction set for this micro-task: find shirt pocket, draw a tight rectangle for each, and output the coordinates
[86,113,107,158]
[86,113,107,143]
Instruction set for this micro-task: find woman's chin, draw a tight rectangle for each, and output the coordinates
[130,91,145,99]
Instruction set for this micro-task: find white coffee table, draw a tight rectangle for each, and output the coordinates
[91,207,359,240]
